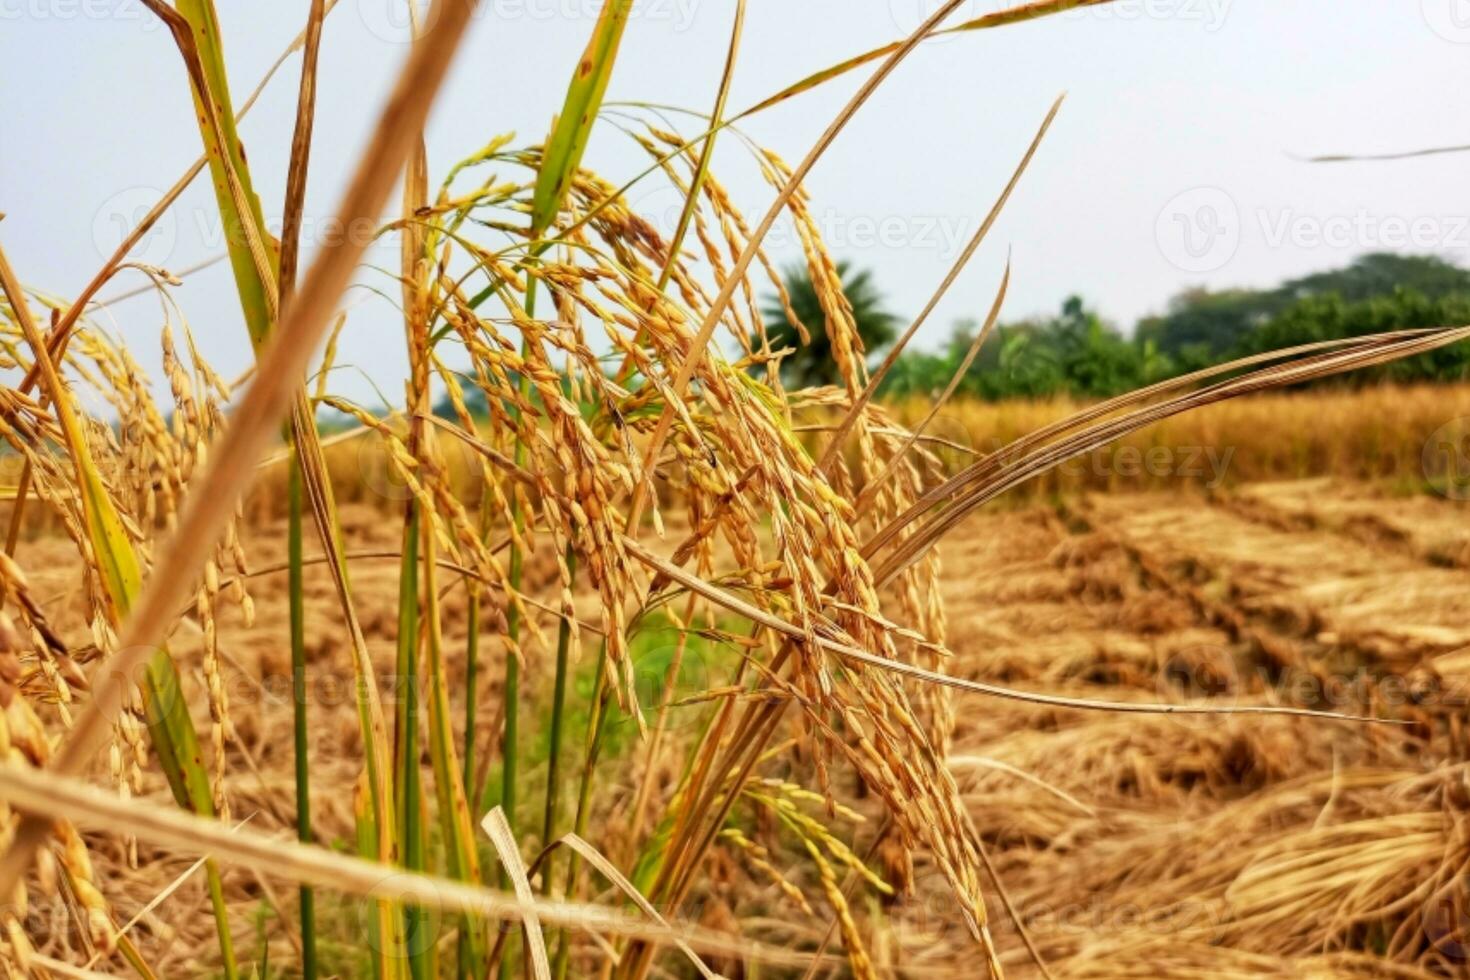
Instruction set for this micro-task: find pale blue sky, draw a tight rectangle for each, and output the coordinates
[3,1,1468,406]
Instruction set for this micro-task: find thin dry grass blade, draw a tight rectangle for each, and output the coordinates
[554,834,725,980]
[948,756,1095,816]
[1305,143,1470,163]
[613,0,746,383]
[279,0,326,304]
[618,539,1391,723]
[970,823,1054,980]
[817,94,1063,474]
[656,0,743,292]
[15,952,122,980]
[0,763,816,969]
[738,0,1112,117]
[853,261,1009,513]
[233,548,595,631]
[483,829,729,980]
[481,808,550,980]
[865,324,1470,585]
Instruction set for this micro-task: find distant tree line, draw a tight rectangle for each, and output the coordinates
[428,252,1470,424]
[761,253,1470,400]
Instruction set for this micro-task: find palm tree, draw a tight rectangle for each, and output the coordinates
[760,261,899,387]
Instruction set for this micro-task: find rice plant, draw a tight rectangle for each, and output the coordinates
[0,0,1467,977]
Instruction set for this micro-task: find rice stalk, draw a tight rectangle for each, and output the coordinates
[555,643,613,980]
[279,2,327,974]
[5,1,1468,976]
[618,1,747,861]
[146,0,421,968]
[623,0,977,534]
[0,0,481,929]
[517,9,636,975]
[540,546,576,879]
[422,497,489,974]
[0,1,339,560]
[0,245,240,978]
[387,15,520,980]
[397,51,436,979]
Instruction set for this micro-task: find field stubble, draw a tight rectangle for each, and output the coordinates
[8,463,1470,976]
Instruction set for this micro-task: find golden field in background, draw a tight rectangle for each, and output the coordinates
[279,381,1470,518]
[887,381,1470,497]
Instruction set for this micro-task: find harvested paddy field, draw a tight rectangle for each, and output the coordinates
[10,477,1467,976]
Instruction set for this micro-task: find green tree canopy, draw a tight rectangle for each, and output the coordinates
[1237,289,1470,385]
[441,252,1470,418]
[882,296,1167,401]
[1136,253,1470,361]
[760,261,900,387]
[879,255,1470,403]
